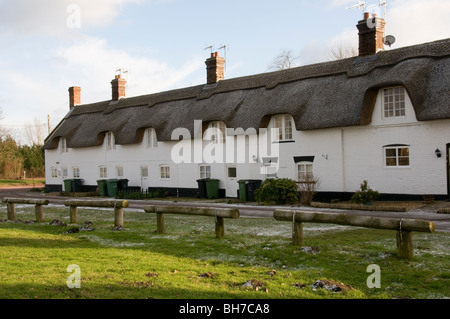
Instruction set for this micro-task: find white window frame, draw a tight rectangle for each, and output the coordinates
[273,114,293,142]
[60,138,68,153]
[73,167,80,178]
[141,165,149,178]
[297,162,313,181]
[106,132,115,151]
[199,165,211,179]
[384,145,410,168]
[62,167,68,178]
[146,128,158,149]
[383,87,406,119]
[160,165,170,180]
[116,166,123,178]
[208,121,226,144]
[99,166,108,179]
[51,167,58,179]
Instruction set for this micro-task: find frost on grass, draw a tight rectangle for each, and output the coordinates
[80,235,146,248]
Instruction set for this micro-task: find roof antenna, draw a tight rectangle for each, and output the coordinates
[346,0,366,12]
[204,45,214,53]
[218,44,228,72]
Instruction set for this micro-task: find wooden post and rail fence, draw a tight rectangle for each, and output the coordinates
[1,197,438,259]
[144,205,240,238]
[1,197,50,222]
[64,199,129,227]
[273,209,436,259]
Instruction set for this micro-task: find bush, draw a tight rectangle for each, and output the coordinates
[298,175,320,205]
[350,180,380,204]
[255,178,299,205]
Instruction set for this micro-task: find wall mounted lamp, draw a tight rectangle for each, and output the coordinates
[435,148,442,158]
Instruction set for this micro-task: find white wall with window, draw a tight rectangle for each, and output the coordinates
[297,162,313,181]
[271,114,293,142]
[146,128,158,149]
[106,132,115,151]
[199,165,211,179]
[99,166,107,179]
[160,165,170,180]
[73,167,80,178]
[371,86,417,126]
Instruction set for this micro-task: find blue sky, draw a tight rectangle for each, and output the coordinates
[1,0,450,143]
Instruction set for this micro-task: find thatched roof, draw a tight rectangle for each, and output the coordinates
[43,38,450,150]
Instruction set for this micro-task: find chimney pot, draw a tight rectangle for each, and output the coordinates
[364,12,370,20]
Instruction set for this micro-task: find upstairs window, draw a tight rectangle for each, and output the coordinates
[60,138,68,153]
[106,132,115,150]
[383,87,405,118]
[146,128,158,149]
[273,114,293,142]
[207,121,226,144]
[384,145,410,167]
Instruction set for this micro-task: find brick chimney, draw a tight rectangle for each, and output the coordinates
[356,12,386,57]
[68,86,81,108]
[205,52,225,84]
[111,74,126,100]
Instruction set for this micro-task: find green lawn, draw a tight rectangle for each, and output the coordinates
[0,204,448,299]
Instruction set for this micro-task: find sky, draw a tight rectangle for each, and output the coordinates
[1,0,450,144]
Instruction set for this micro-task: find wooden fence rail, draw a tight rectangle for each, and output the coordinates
[144,205,240,238]
[2,197,50,222]
[274,209,435,259]
[64,199,129,228]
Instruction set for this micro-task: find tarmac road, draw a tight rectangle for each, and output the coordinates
[1,186,450,233]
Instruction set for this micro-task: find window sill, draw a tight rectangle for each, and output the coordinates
[273,140,295,144]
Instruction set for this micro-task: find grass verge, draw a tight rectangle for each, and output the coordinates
[0,204,448,299]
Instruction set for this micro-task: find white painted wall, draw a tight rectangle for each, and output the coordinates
[45,87,450,197]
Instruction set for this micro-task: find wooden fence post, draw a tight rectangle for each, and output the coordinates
[292,220,304,246]
[215,216,225,239]
[114,207,124,228]
[396,231,413,260]
[6,202,16,221]
[156,213,166,234]
[35,205,44,222]
[69,206,78,224]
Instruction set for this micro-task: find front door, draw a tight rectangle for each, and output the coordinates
[226,166,238,198]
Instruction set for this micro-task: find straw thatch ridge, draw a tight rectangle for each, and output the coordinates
[43,38,450,149]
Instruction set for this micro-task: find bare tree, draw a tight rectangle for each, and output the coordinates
[267,49,299,71]
[24,118,47,146]
[328,44,358,61]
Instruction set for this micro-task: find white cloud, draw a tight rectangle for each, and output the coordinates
[0,0,142,36]
[53,37,204,103]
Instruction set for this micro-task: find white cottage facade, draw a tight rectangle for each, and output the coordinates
[44,15,450,201]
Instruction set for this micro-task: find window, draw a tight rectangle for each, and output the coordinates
[384,146,410,167]
[160,165,170,179]
[228,167,237,178]
[383,87,405,118]
[62,167,68,178]
[60,138,68,153]
[99,166,108,179]
[297,163,313,181]
[73,167,80,178]
[208,121,226,144]
[51,167,58,179]
[116,166,123,178]
[141,166,149,178]
[146,128,158,149]
[199,165,211,179]
[106,132,115,150]
[273,114,293,142]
